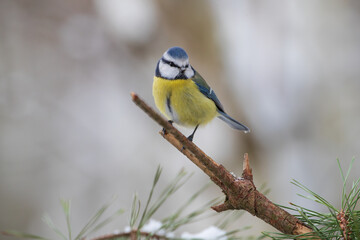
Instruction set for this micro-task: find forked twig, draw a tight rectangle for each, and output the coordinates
[131,92,318,238]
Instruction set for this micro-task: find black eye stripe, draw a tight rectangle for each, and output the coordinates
[162,57,181,68]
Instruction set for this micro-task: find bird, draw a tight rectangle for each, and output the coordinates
[153,46,249,142]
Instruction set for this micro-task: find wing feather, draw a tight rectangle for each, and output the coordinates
[191,71,224,112]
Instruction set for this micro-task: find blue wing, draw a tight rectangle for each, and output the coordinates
[191,70,224,112]
[191,70,250,132]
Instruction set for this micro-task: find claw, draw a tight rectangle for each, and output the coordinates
[181,124,199,150]
[162,120,173,135]
[186,124,199,142]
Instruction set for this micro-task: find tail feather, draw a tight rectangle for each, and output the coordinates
[218,111,250,133]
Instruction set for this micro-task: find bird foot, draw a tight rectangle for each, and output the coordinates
[181,134,194,151]
[162,120,173,135]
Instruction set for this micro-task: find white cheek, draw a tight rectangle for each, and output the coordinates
[159,62,179,79]
[185,68,194,78]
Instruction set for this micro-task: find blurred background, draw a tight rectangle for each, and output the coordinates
[1,0,360,238]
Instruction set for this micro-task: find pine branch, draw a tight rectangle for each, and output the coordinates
[91,230,167,240]
[131,92,319,238]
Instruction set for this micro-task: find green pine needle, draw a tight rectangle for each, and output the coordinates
[161,197,220,232]
[74,197,118,240]
[265,158,360,239]
[130,193,141,228]
[160,183,212,232]
[2,230,51,240]
[87,208,124,235]
[3,166,253,240]
[138,168,190,230]
[216,211,246,230]
[138,165,163,229]
[60,200,72,240]
[41,214,67,240]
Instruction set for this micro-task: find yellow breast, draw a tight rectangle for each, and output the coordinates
[152,76,218,126]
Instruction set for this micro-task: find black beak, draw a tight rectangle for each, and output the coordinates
[176,70,187,79]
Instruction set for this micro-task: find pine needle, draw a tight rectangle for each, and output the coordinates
[138,168,190,230]
[74,197,117,240]
[41,214,67,240]
[138,166,162,229]
[2,230,50,240]
[265,158,360,239]
[60,200,72,240]
[87,208,124,235]
[161,183,211,230]
[130,193,141,228]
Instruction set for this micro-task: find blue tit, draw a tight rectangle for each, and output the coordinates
[153,46,249,141]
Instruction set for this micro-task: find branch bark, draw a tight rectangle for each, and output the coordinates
[131,92,318,238]
[90,230,167,240]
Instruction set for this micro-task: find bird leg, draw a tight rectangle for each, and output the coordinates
[187,125,199,142]
[162,120,173,135]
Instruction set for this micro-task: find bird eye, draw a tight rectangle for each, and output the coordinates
[185,64,189,68]
[169,62,175,67]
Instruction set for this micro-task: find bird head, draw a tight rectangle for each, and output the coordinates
[156,47,195,80]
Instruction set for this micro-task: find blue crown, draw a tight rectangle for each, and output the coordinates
[166,47,188,59]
